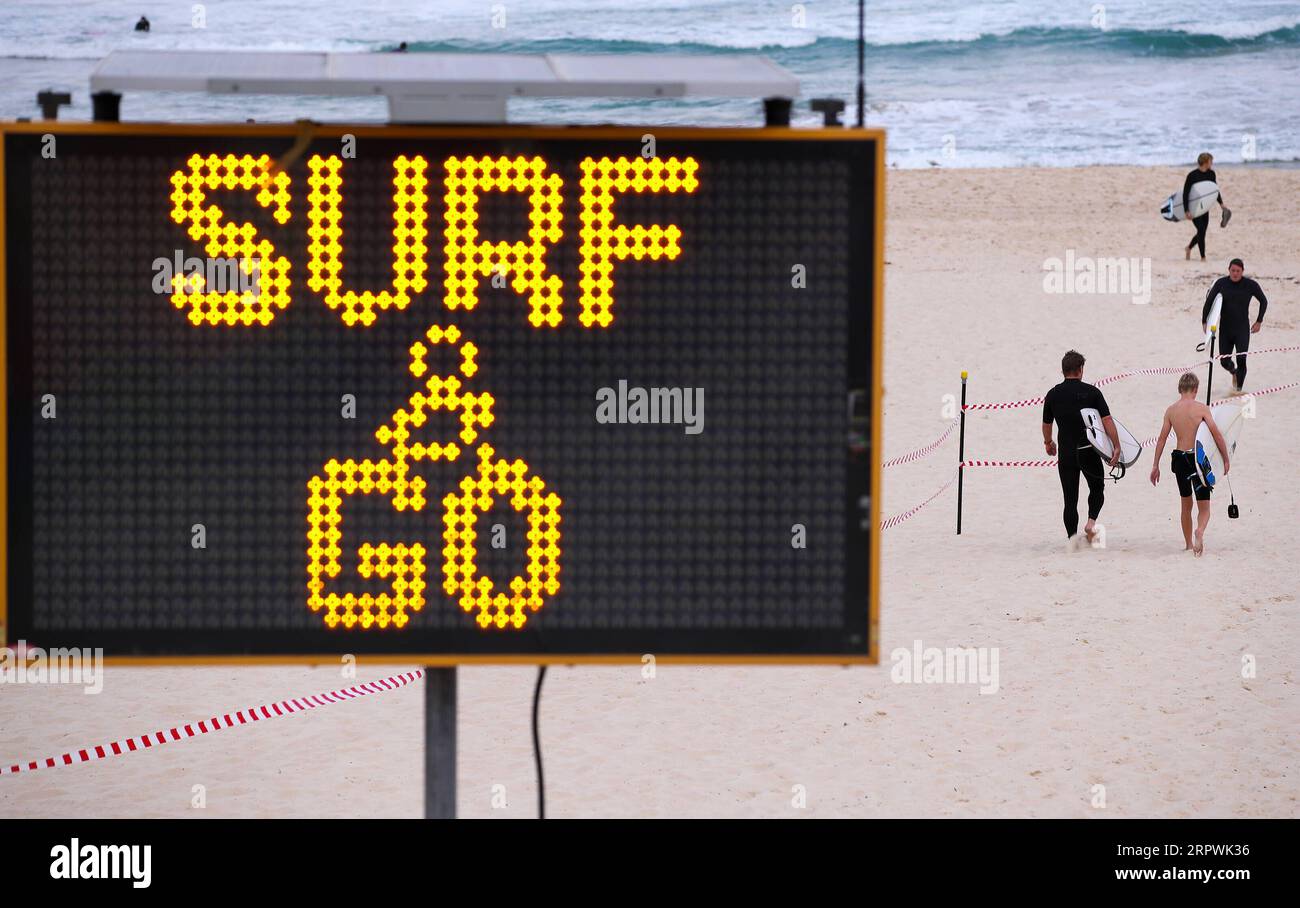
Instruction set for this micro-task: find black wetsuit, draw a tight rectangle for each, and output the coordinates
[135,17,150,33]
[1042,378,1110,537]
[1204,275,1268,389]
[1183,168,1222,259]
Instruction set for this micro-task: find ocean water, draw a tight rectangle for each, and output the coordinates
[1,0,1298,167]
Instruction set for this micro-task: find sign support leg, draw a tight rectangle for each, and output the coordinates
[424,667,456,818]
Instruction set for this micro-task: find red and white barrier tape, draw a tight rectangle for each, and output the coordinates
[963,346,1300,413]
[962,395,1048,413]
[1246,378,1300,397]
[882,418,958,468]
[964,431,1159,467]
[1094,362,1208,388]
[880,469,959,531]
[962,438,1158,469]
[0,669,424,776]
[960,379,1297,470]
[1223,343,1300,359]
[879,373,1300,530]
[964,362,1203,412]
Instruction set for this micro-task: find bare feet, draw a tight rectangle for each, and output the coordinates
[1193,529,1204,557]
[1185,247,1191,260]
[1084,525,1099,547]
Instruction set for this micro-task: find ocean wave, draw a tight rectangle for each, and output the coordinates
[0,53,102,62]
[396,36,819,55]
[901,23,1300,55]
[6,22,1296,65]
[397,24,1300,58]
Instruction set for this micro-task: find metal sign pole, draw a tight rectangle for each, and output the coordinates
[424,667,457,818]
[413,87,512,819]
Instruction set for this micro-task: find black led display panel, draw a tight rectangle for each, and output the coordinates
[2,124,881,662]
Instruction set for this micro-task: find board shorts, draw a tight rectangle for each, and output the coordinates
[1171,450,1211,501]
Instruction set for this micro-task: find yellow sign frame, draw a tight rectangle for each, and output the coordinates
[0,121,884,666]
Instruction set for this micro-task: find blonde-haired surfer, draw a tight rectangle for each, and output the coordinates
[1149,372,1229,556]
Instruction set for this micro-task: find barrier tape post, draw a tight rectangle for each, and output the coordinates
[1206,327,1216,403]
[957,370,967,535]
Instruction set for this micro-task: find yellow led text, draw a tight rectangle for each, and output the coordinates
[306,154,431,327]
[578,156,699,327]
[306,325,562,630]
[167,154,292,326]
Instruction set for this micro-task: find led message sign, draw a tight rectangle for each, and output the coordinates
[2,123,881,662]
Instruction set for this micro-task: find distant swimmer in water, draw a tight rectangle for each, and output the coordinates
[1041,349,1120,547]
[1183,152,1230,261]
[1149,372,1229,556]
[135,15,150,32]
[395,41,408,52]
[1204,257,1268,393]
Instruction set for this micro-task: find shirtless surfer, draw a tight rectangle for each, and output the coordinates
[1149,372,1230,556]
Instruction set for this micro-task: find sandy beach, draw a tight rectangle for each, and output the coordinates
[2,163,1296,818]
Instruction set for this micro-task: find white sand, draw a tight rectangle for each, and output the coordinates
[2,165,1297,818]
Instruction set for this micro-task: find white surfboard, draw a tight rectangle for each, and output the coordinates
[1161,180,1219,222]
[1081,407,1142,467]
[1197,293,1222,352]
[1193,401,1244,488]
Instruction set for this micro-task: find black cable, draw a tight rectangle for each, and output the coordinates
[532,665,547,819]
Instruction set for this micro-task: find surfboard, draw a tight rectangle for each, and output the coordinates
[1197,293,1222,352]
[1193,401,1244,488]
[1161,180,1219,222]
[1081,407,1142,467]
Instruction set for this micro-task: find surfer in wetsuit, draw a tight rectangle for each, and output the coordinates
[1149,372,1230,556]
[1204,258,1268,393]
[134,15,150,32]
[1183,152,1229,261]
[1041,350,1121,546]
